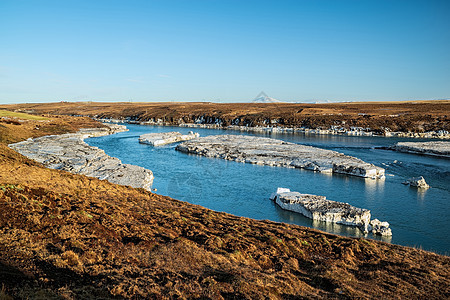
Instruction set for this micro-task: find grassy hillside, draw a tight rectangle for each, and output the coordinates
[0,113,104,145]
[0,109,49,121]
[1,100,449,133]
[0,112,449,299]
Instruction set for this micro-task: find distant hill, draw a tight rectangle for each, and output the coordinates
[252,91,283,103]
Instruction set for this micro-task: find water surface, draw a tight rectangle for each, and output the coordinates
[87,125,450,254]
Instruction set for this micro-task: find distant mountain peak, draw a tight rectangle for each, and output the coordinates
[252,91,282,103]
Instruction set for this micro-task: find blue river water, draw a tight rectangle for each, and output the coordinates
[86,124,450,254]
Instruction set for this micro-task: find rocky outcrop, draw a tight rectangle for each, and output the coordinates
[369,219,392,236]
[390,141,450,158]
[9,124,154,190]
[139,131,199,146]
[402,176,430,189]
[176,135,385,179]
[270,188,392,236]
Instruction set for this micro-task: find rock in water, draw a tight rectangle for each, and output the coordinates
[369,219,392,236]
[9,124,154,190]
[176,135,385,179]
[270,188,392,236]
[272,190,371,233]
[139,131,199,146]
[402,176,430,189]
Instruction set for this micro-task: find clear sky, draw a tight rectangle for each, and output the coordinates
[1,0,449,103]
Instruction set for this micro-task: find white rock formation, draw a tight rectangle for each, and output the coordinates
[271,189,372,233]
[270,187,291,200]
[270,188,392,236]
[139,131,199,146]
[9,124,154,190]
[176,135,385,179]
[369,219,392,236]
[402,176,430,189]
[390,141,450,158]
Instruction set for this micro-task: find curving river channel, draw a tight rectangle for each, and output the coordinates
[86,124,450,254]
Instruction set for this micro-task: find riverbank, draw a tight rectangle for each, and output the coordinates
[176,123,450,139]
[0,112,449,298]
[1,100,449,139]
[9,124,154,190]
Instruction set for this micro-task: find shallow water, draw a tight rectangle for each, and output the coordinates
[87,124,450,254]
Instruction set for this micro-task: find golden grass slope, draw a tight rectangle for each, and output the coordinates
[0,114,449,299]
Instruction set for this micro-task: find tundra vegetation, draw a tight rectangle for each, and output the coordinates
[2,100,449,134]
[0,108,448,299]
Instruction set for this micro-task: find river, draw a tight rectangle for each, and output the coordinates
[86,124,450,254]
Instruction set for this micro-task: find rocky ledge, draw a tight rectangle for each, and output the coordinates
[270,188,392,236]
[139,131,199,146]
[390,141,450,158]
[176,135,385,179]
[9,124,154,190]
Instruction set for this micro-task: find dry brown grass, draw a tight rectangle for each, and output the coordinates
[0,114,449,299]
[0,114,104,145]
[0,284,13,300]
[1,100,449,133]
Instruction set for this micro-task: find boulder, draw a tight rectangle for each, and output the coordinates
[402,176,430,189]
[370,219,393,236]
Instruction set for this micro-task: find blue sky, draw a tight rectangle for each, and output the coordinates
[1,0,449,103]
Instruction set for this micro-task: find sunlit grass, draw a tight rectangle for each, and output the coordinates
[0,110,48,121]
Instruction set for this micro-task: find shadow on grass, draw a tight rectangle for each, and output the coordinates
[0,260,123,299]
